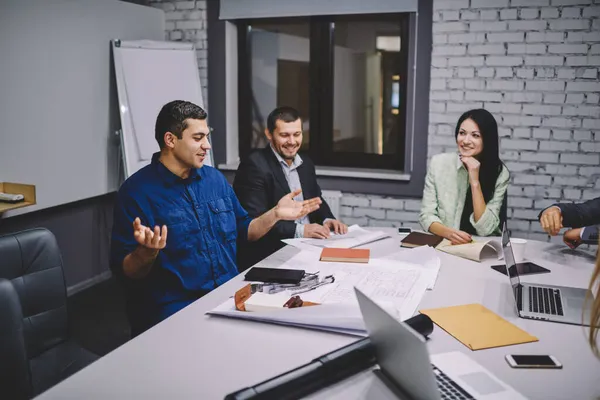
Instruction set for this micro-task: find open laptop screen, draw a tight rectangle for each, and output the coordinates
[501,223,521,296]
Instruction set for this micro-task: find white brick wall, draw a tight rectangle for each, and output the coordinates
[149,0,208,107]
[341,0,600,241]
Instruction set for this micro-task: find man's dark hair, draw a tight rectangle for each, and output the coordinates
[266,106,301,133]
[155,100,207,148]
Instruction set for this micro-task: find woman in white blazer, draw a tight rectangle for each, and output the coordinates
[419,109,510,244]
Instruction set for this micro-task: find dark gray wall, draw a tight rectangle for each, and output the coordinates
[0,195,115,293]
[0,0,165,293]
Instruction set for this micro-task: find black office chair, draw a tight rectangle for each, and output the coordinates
[0,228,98,398]
[0,278,31,399]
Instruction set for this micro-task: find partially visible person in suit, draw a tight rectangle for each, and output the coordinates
[538,197,600,249]
[589,248,600,357]
[419,109,509,244]
[234,106,348,270]
[561,225,599,249]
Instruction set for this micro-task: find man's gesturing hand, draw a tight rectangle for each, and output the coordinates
[133,217,168,251]
[275,189,321,220]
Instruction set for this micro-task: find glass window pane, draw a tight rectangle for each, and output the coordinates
[332,16,404,155]
[249,19,310,150]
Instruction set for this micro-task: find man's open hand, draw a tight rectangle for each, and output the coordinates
[133,217,167,251]
[275,189,321,220]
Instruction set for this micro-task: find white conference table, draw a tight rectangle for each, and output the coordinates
[38,228,600,399]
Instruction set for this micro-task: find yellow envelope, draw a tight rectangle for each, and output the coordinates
[420,304,538,351]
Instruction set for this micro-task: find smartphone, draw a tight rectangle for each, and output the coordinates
[505,355,562,369]
[244,267,305,284]
[398,227,412,234]
[491,262,550,277]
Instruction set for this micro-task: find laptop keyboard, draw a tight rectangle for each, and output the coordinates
[528,286,564,316]
[432,365,474,400]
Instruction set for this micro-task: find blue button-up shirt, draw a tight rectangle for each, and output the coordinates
[110,153,252,333]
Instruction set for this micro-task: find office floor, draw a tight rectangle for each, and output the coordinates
[68,277,131,357]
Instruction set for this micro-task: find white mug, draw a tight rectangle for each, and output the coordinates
[510,238,527,263]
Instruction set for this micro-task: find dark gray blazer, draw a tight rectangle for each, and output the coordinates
[549,197,600,228]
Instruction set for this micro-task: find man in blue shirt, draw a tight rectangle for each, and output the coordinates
[111,100,321,336]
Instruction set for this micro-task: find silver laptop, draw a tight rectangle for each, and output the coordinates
[501,222,594,326]
[355,288,526,400]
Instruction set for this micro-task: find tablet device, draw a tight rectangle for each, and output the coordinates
[244,267,305,284]
[491,262,550,276]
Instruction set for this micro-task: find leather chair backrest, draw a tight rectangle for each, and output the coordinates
[0,228,68,358]
[0,278,32,399]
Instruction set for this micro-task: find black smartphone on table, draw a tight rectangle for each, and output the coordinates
[491,262,550,276]
[244,267,305,284]
[505,354,562,369]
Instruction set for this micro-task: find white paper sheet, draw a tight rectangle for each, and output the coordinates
[379,246,442,290]
[282,225,390,250]
[207,300,368,336]
[281,246,441,291]
[280,258,430,321]
[207,250,433,334]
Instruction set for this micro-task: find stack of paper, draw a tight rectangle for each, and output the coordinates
[208,302,368,336]
[207,249,439,335]
[380,246,441,290]
[282,225,390,252]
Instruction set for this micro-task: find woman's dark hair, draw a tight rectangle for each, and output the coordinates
[455,108,504,203]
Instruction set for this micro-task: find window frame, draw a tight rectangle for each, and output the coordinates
[236,14,410,171]
[207,0,433,197]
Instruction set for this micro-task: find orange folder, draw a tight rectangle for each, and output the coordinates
[420,304,538,351]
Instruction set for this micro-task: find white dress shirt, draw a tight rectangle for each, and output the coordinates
[270,145,310,238]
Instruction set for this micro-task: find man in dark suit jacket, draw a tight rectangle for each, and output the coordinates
[234,106,347,270]
[538,197,600,248]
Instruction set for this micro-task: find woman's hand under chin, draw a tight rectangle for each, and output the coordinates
[460,155,480,185]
